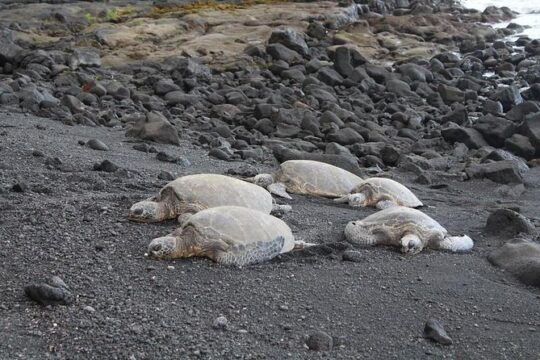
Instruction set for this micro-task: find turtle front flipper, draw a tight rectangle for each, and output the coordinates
[215,236,286,266]
[333,193,367,207]
[437,235,474,252]
[267,182,292,199]
[375,200,397,210]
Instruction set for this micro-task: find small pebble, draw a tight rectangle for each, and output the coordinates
[306,330,333,351]
[212,316,228,330]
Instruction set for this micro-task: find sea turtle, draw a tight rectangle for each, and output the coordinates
[247,160,363,199]
[146,206,314,266]
[129,174,285,223]
[344,206,473,254]
[334,177,423,209]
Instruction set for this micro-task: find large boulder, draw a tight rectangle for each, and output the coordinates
[68,47,101,69]
[492,86,523,112]
[268,28,309,57]
[465,160,524,184]
[474,114,517,148]
[441,125,488,149]
[521,112,540,155]
[488,239,540,287]
[0,29,22,65]
[485,209,536,236]
[125,112,180,145]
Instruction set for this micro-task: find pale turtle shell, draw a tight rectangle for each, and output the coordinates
[163,174,273,213]
[276,160,363,197]
[186,206,295,253]
[353,177,423,207]
[354,207,446,244]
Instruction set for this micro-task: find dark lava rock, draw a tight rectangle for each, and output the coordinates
[333,46,354,77]
[441,104,467,125]
[209,148,232,161]
[483,100,504,115]
[93,160,119,172]
[380,145,400,166]
[306,331,333,351]
[212,315,228,330]
[505,134,535,160]
[24,276,74,306]
[62,95,85,113]
[474,115,517,148]
[485,209,536,236]
[12,181,28,193]
[466,160,524,184]
[342,250,363,262]
[423,319,453,345]
[318,67,344,86]
[488,239,540,287]
[226,164,259,177]
[493,86,523,112]
[0,29,22,64]
[266,43,302,64]
[268,28,309,57]
[505,101,540,123]
[438,84,464,105]
[158,170,175,181]
[441,126,488,149]
[133,143,157,153]
[326,127,364,146]
[86,139,109,151]
[521,112,540,155]
[126,111,180,146]
[156,152,190,166]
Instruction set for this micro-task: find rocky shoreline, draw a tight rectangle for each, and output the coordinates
[1,0,539,359]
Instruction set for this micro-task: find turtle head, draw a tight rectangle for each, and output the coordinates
[129,200,161,222]
[147,236,177,259]
[253,173,274,188]
[400,234,424,255]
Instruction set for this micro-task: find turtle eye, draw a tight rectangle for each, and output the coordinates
[408,242,415,249]
[152,244,162,252]
[133,208,143,215]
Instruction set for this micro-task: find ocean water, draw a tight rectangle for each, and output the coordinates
[460,0,540,40]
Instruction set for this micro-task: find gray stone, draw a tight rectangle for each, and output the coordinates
[488,239,540,287]
[441,125,488,149]
[466,160,524,184]
[505,134,535,160]
[61,95,85,113]
[69,47,101,69]
[154,79,180,96]
[318,67,344,86]
[0,29,22,65]
[333,46,354,78]
[438,84,465,105]
[268,28,309,57]
[521,112,540,155]
[441,104,467,125]
[398,63,433,83]
[505,101,540,122]
[424,319,453,345]
[306,331,333,351]
[125,111,180,145]
[326,127,364,145]
[474,114,517,148]
[485,208,536,236]
[86,139,109,151]
[266,43,303,64]
[386,79,417,98]
[493,86,523,112]
[24,276,73,306]
[93,160,119,172]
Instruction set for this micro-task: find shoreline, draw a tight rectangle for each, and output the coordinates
[1,1,539,358]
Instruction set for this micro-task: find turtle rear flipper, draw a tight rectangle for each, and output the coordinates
[216,236,286,267]
[437,235,474,252]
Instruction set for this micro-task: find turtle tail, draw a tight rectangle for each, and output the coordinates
[438,235,474,252]
[216,236,285,267]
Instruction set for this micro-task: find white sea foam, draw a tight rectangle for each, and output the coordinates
[460,0,540,40]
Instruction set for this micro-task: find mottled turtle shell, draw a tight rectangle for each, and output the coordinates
[352,177,423,207]
[162,174,273,213]
[275,160,363,197]
[186,206,295,253]
[356,207,446,243]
